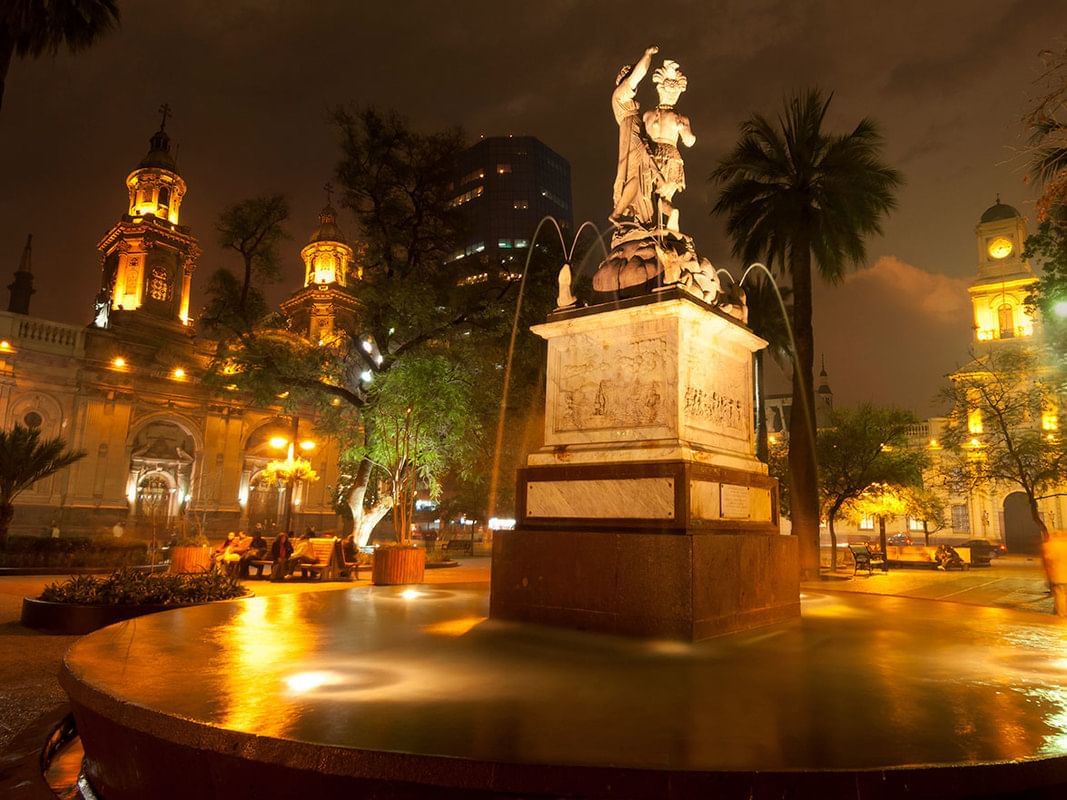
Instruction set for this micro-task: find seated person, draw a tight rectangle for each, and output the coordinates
[285,532,319,578]
[213,532,236,569]
[268,531,294,582]
[222,531,251,576]
[935,544,964,571]
[241,530,270,578]
[341,533,358,565]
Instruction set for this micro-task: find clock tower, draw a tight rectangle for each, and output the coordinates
[968,197,1039,346]
[93,106,200,332]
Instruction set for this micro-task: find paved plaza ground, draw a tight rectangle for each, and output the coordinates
[0,552,1055,756]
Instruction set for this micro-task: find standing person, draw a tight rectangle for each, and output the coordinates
[285,532,318,578]
[269,531,293,582]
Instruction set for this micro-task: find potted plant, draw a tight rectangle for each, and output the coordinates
[168,530,213,574]
[21,569,247,634]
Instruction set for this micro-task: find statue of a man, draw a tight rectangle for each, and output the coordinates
[611,46,659,226]
[643,60,695,232]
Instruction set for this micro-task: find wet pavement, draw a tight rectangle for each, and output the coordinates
[64,584,1067,773]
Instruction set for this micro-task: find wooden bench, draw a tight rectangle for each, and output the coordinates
[443,538,473,557]
[849,543,888,576]
[249,537,354,581]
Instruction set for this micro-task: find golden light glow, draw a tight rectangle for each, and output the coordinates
[400,588,422,600]
[969,437,982,448]
[171,367,186,379]
[0,340,12,352]
[968,409,983,435]
[112,356,126,368]
[269,436,289,450]
[929,438,939,449]
[1042,413,1059,431]
[988,237,1013,260]
[285,671,341,694]
[299,440,316,451]
[421,615,487,637]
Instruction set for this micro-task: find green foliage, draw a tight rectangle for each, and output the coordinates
[1024,218,1067,383]
[938,347,1066,538]
[0,536,147,568]
[711,89,902,283]
[818,404,925,519]
[711,88,902,573]
[3,1,120,58]
[211,193,290,326]
[0,424,86,546]
[904,487,947,536]
[39,569,245,606]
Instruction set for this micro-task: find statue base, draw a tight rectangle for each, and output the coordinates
[490,291,800,641]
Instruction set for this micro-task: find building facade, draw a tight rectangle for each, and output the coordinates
[1,118,344,539]
[449,135,573,279]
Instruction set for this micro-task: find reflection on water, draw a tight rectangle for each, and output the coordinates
[65,588,1067,771]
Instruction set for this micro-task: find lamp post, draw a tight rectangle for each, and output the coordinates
[268,416,317,533]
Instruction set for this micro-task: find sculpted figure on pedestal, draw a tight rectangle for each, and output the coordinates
[643,60,695,233]
[611,46,660,226]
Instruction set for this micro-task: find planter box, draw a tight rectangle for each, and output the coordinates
[21,592,252,635]
[371,546,426,586]
[168,546,213,574]
[23,597,197,635]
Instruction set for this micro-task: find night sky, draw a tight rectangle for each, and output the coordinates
[0,1,1062,416]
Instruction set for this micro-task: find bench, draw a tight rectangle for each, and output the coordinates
[849,543,888,576]
[443,538,473,557]
[248,537,355,581]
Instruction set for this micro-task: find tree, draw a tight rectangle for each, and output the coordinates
[712,89,902,579]
[847,483,910,558]
[904,487,947,546]
[817,405,925,571]
[0,424,85,547]
[938,347,1066,611]
[207,108,516,542]
[744,274,792,463]
[361,355,478,543]
[1024,46,1067,220]
[0,0,120,112]
[211,194,290,324]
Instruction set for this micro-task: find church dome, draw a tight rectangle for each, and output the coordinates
[980,200,1020,224]
[139,127,178,172]
[308,204,346,244]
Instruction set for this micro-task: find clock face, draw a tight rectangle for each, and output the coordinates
[988,237,1013,260]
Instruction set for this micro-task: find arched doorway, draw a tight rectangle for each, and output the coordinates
[1003,492,1042,554]
[136,473,174,529]
[128,418,197,536]
[247,471,285,533]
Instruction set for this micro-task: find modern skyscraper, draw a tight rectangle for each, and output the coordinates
[449,135,572,277]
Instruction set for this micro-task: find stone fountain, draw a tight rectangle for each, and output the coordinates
[491,48,798,640]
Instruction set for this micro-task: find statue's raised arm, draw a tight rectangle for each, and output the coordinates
[611,46,658,225]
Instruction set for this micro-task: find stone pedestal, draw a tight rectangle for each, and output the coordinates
[490,290,800,640]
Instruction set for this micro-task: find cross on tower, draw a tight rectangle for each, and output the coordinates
[324,181,334,206]
[158,103,172,131]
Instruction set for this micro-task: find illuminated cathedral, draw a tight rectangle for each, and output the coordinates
[0,113,350,537]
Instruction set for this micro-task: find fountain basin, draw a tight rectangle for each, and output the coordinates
[61,585,1067,798]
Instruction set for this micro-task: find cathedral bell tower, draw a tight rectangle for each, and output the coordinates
[280,185,360,345]
[968,197,1039,346]
[93,105,201,331]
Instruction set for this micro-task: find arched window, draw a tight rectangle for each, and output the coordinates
[23,411,42,429]
[157,186,171,209]
[148,266,171,302]
[998,304,1014,338]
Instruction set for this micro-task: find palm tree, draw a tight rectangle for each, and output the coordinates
[711,89,902,579]
[0,424,85,547]
[0,1,121,112]
[743,273,793,464]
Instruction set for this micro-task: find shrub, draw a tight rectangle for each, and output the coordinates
[39,569,246,606]
[0,536,148,569]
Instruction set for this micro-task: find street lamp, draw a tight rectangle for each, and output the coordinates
[267,418,318,533]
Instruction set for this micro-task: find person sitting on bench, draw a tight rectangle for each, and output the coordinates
[268,531,294,582]
[240,529,268,578]
[284,532,318,578]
